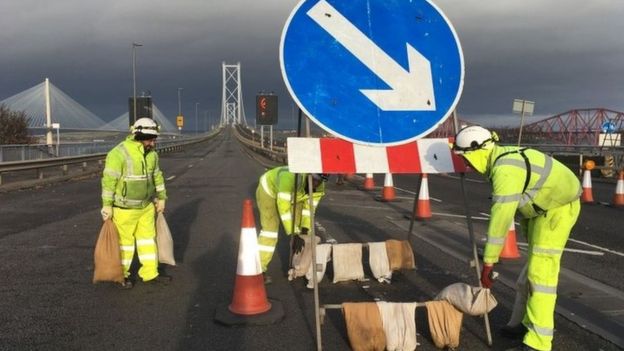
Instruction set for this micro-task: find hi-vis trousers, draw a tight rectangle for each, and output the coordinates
[112,204,158,281]
[255,186,301,272]
[509,199,580,351]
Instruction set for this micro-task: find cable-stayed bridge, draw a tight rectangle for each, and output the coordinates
[0,79,178,133]
[0,80,106,130]
[101,104,178,133]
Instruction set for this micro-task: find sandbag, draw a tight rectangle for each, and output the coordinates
[369,241,392,283]
[332,243,365,283]
[385,239,416,270]
[288,235,321,280]
[343,302,386,351]
[435,282,497,316]
[376,301,418,351]
[425,300,463,349]
[156,213,176,266]
[92,219,124,283]
[306,243,332,289]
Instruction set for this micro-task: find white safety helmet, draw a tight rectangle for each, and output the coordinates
[132,117,160,140]
[452,126,498,154]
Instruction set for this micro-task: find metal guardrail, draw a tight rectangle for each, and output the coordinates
[0,129,223,187]
[233,125,287,164]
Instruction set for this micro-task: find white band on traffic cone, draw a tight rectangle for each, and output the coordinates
[236,227,262,276]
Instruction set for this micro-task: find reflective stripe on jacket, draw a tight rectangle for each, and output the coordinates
[101,135,167,209]
[258,166,325,235]
[483,145,581,263]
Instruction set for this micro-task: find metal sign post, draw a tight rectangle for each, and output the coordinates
[513,99,535,147]
[452,110,493,346]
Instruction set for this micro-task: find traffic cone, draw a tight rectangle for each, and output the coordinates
[613,170,624,207]
[581,169,594,203]
[363,173,375,190]
[415,173,432,220]
[500,221,521,260]
[379,173,396,201]
[214,199,284,325]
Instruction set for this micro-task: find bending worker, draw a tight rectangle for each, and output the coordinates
[452,126,581,351]
[256,166,328,284]
[101,117,170,289]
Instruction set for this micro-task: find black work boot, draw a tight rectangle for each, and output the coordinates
[118,278,133,290]
[500,324,528,339]
[144,274,172,285]
[263,273,272,285]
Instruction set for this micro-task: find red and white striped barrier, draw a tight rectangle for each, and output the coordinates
[287,137,467,174]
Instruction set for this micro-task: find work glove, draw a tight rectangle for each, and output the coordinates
[101,206,113,221]
[156,199,166,213]
[292,235,306,255]
[480,263,495,289]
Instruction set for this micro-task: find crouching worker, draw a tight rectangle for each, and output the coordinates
[100,118,171,289]
[452,126,581,351]
[255,166,328,284]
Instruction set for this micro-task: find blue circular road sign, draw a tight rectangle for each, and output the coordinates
[280,0,464,146]
[602,121,616,134]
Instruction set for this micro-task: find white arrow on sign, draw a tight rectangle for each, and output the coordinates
[307,0,436,111]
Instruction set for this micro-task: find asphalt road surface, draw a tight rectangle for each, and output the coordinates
[0,128,621,350]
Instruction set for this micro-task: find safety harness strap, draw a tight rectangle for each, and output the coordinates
[492,148,531,194]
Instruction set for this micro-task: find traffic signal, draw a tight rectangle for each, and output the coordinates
[256,94,277,125]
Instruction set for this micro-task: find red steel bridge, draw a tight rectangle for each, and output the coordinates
[429,108,624,146]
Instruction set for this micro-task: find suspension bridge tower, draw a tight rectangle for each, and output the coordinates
[220,62,247,126]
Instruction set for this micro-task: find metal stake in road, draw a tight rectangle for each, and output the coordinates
[452,110,493,346]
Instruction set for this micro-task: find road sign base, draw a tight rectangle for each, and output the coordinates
[214,299,284,326]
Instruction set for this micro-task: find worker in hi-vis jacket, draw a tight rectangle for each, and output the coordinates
[255,166,327,284]
[452,125,581,351]
[101,117,171,289]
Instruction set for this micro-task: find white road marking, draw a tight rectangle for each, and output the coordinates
[431,212,490,220]
[444,174,488,183]
[394,187,442,202]
[568,238,624,257]
[166,175,176,181]
[481,210,621,256]
[517,242,604,256]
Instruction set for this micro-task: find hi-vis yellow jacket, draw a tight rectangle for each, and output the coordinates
[101,136,167,209]
[483,145,581,263]
[259,166,325,235]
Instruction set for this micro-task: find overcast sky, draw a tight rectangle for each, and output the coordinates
[1,0,623,129]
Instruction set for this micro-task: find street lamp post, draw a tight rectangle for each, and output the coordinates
[195,102,199,134]
[132,42,143,124]
[204,110,208,132]
[177,88,183,116]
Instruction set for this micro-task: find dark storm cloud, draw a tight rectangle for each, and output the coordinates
[1,0,622,129]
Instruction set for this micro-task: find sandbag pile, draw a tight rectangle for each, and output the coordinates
[289,239,416,287]
[342,300,463,351]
